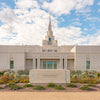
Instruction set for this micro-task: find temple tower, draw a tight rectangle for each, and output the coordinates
[42,14,57,46]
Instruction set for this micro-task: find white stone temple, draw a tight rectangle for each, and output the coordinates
[0,14,100,72]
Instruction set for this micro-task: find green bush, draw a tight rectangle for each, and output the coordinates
[17,70,24,75]
[0,87,3,89]
[87,84,96,87]
[0,71,5,76]
[9,85,23,90]
[47,83,56,87]
[55,85,65,90]
[6,83,15,87]
[67,83,77,87]
[17,70,29,75]
[34,86,45,90]
[6,83,23,90]
[80,85,92,91]
[23,84,33,88]
[24,70,29,75]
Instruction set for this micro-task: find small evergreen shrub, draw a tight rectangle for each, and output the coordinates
[67,83,77,87]
[87,84,96,87]
[47,83,56,87]
[17,70,29,75]
[9,85,23,90]
[0,87,3,89]
[6,83,15,87]
[23,84,33,88]
[34,86,45,90]
[80,85,92,91]
[55,85,65,90]
[6,83,23,90]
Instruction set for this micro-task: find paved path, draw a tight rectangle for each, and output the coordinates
[0,92,100,100]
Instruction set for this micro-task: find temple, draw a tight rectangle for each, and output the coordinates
[0,14,100,72]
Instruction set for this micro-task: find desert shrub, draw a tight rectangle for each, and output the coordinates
[55,85,65,90]
[6,83,15,87]
[17,70,29,75]
[0,80,5,84]
[80,85,92,91]
[7,83,23,90]
[17,70,24,75]
[71,78,79,83]
[67,83,77,87]
[19,79,29,83]
[9,85,23,90]
[47,83,56,87]
[9,80,19,83]
[34,86,45,90]
[5,82,22,90]
[0,71,5,76]
[23,84,33,88]
[0,87,3,89]
[24,70,29,75]
[96,73,100,77]
[71,70,100,83]
[0,75,11,83]
[87,84,96,87]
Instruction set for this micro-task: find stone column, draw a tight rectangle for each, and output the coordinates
[33,57,36,69]
[37,57,40,69]
[59,58,63,69]
[64,57,67,70]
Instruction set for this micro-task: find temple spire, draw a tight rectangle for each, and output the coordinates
[42,13,57,46]
[48,13,53,36]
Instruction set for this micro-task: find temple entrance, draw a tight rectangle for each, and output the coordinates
[40,60,58,69]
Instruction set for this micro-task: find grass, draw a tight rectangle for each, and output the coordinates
[80,85,92,91]
[67,83,77,87]
[47,83,56,87]
[55,85,65,90]
[23,84,33,88]
[34,86,45,90]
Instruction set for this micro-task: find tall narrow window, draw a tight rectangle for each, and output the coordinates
[48,61,52,69]
[86,60,90,69]
[43,61,46,69]
[49,38,51,45]
[10,61,14,69]
[54,61,57,69]
[36,59,37,69]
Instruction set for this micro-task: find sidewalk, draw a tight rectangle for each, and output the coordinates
[0,92,100,100]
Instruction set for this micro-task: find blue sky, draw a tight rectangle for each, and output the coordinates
[0,0,100,45]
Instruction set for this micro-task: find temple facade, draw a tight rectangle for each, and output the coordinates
[0,15,100,71]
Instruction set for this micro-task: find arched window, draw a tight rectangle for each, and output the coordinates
[49,38,51,45]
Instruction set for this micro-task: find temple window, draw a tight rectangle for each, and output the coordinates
[49,38,51,45]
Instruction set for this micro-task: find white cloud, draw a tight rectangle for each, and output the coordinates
[15,0,40,9]
[0,8,18,24]
[0,0,100,46]
[42,0,94,16]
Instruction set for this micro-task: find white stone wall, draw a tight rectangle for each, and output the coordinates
[75,46,100,71]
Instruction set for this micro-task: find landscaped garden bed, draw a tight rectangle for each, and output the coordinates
[0,70,100,91]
